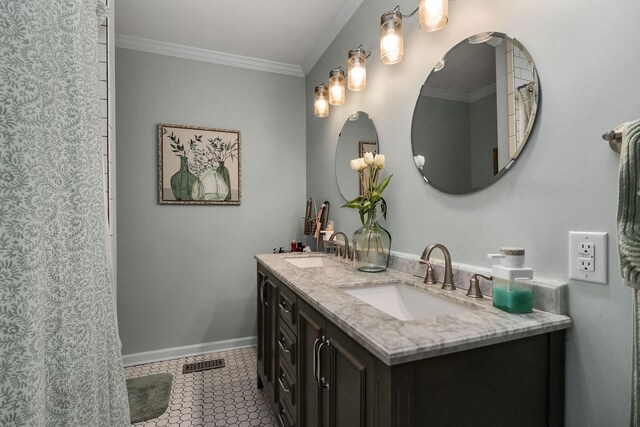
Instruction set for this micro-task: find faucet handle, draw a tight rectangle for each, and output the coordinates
[468,273,492,298]
[419,260,437,285]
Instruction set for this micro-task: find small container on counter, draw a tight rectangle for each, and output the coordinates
[488,247,534,314]
[492,278,533,313]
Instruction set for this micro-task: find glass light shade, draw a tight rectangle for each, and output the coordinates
[328,69,346,105]
[419,0,448,32]
[380,10,404,65]
[314,84,329,117]
[347,48,367,91]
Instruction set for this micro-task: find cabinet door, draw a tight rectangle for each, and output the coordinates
[257,270,268,387]
[257,269,278,403]
[297,299,326,427]
[326,323,376,427]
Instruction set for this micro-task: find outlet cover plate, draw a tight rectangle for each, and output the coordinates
[569,231,608,284]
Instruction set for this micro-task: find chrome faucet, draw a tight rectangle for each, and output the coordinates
[328,232,350,259]
[420,243,455,290]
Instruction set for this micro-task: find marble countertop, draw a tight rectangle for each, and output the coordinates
[255,253,572,366]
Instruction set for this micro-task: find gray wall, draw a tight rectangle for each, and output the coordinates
[305,0,639,425]
[116,48,306,355]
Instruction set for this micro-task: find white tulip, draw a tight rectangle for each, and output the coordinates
[414,154,425,170]
[373,154,385,169]
[350,158,367,171]
[363,152,374,165]
[357,158,367,170]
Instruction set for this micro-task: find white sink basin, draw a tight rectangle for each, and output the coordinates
[342,282,477,321]
[284,256,343,268]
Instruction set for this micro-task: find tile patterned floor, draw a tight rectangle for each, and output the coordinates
[125,346,278,427]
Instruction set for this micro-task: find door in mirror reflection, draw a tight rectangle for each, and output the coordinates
[411,32,539,194]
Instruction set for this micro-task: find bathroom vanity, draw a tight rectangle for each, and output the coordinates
[256,253,571,427]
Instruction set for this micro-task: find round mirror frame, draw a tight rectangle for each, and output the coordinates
[411,32,539,195]
[335,111,379,201]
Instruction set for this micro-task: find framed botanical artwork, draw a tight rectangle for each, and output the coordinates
[158,123,241,205]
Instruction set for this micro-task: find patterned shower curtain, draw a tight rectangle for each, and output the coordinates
[0,1,130,425]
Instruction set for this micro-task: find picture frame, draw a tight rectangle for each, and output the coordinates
[358,141,377,196]
[158,123,241,205]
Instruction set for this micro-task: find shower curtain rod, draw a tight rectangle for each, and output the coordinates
[516,82,534,91]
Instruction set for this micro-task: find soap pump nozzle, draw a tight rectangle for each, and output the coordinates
[487,247,526,267]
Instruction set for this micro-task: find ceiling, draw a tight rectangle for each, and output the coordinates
[114,0,363,76]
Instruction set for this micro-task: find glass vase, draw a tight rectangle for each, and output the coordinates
[170,156,199,201]
[217,161,232,201]
[192,166,229,201]
[352,207,391,272]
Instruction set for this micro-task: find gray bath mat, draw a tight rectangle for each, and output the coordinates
[126,373,173,424]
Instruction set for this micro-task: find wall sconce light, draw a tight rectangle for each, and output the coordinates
[380,1,449,65]
[329,68,346,106]
[314,84,329,117]
[380,9,404,65]
[419,0,448,32]
[348,46,368,91]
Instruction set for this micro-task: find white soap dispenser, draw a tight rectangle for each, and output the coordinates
[487,247,534,313]
[487,247,533,281]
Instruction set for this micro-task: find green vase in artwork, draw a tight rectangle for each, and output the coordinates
[217,161,232,201]
[170,156,198,200]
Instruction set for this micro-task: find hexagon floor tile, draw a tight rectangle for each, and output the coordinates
[126,346,278,427]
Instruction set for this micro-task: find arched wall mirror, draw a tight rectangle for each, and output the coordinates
[411,32,539,195]
[335,112,379,201]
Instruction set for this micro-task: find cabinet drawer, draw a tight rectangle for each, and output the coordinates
[277,362,296,409]
[278,322,296,369]
[278,284,296,332]
[276,399,296,427]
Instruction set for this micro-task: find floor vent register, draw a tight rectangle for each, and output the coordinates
[182,358,225,374]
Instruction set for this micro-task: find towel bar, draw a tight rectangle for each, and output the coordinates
[602,125,624,153]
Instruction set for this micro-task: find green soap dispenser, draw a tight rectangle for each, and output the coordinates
[488,247,534,313]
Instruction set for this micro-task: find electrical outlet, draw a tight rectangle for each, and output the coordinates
[569,231,608,284]
[578,257,595,272]
[578,242,594,257]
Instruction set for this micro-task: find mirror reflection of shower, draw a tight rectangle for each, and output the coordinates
[510,43,538,158]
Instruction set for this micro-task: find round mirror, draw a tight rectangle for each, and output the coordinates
[411,32,539,194]
[335,111,379,200]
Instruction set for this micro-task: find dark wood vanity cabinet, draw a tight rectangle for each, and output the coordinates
[298,298,376,427]
[257,265,565,427]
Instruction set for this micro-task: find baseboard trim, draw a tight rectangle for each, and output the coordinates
[122,336,257,367]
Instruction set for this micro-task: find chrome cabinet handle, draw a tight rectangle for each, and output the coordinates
[278,406,292,427]
[278,334,291,354]
[278,372,293,394]
[279,300,291,316]
[312,337,322,384]
[316,338,330,389]
[259,279,268,305]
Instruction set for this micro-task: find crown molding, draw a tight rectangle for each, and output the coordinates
[115,34,304,77]
[301,0,364,75]
[421,83,497,103]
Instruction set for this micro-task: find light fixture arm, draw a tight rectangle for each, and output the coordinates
[353,44,371,59]
[393,4,419,18]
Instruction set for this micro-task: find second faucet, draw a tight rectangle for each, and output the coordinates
[420,243,455,290]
